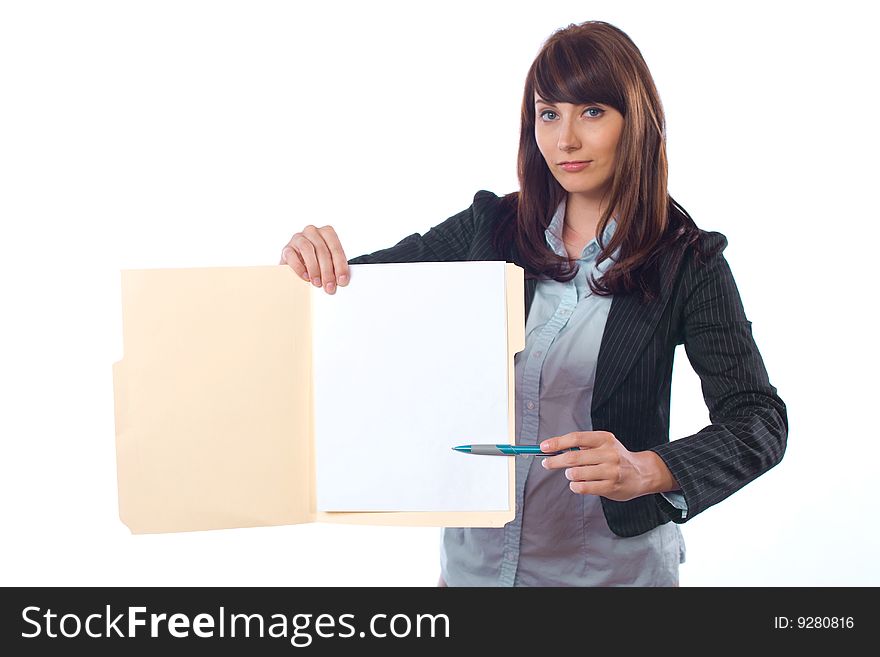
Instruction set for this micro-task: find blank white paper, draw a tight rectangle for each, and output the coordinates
[312,261,511,512]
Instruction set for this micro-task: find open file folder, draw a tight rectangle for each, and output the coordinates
[112,261,524,533]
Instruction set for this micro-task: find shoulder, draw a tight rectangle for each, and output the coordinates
[668,213,728,277]
[689,229,728,269]
[662,199,727,276]
[696,229,727,255]
[678,229,727,274]
[670,228,737,310]
[464,189,520,261]
[660,212,732,305]
[471,189,518,225]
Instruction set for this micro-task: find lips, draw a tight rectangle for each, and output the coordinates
[560,161,592,171]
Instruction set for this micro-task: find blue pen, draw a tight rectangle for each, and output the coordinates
[453,444,579,456]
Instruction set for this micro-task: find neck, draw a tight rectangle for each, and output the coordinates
[564,192,611,241]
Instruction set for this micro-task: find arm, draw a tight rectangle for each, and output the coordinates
[649,234,788,522]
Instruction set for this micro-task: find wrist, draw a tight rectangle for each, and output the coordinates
[635,450,680,496]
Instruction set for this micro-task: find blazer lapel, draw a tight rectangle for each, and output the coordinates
[518,238,688,414]
[524,277,538,323]
[591,244,687,414]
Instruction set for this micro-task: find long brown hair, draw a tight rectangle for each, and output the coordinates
[492,20,710,303]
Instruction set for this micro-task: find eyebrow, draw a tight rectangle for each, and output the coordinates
[534,98,602,107]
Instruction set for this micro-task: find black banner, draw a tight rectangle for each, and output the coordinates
[0,587,870,653]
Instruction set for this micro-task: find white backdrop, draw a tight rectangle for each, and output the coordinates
[1,0,877,586]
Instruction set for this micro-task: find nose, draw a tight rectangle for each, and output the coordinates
[557,117,580,152]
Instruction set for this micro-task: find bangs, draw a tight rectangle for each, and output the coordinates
[532,39,625,114]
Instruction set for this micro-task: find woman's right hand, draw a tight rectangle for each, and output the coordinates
[279,225,351,295]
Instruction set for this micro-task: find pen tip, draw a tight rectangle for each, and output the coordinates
[452,445,469,453]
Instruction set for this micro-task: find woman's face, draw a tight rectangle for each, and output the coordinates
[534,92,625,200]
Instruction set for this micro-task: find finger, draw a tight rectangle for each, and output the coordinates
[317,225,351,287]
[541,448,592,471]
[540,431,608,454]
[302,225,337,294]
[281,245,309,281]
[567,480,607,496]
[563,464,611,483]
[542,444,614,470]
[292,232,322,287]
[280,235,312,281]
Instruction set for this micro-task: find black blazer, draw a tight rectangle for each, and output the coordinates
[348,190,788,537]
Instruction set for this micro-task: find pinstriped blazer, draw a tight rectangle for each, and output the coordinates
[347,189,788,537]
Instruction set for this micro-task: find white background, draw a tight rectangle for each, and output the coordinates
[1,0,877,586]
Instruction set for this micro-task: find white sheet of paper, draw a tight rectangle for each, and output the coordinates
[312,261,511,512]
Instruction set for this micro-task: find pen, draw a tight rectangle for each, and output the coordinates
[452,444,579,456]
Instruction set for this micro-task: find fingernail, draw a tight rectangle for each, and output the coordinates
[338,274,348,285]
[326,282,336,293]
[564,468,572,480]
[540,442,550,451]
[312,278,321,287]
[541,458,548,469]
[301,272,310,281]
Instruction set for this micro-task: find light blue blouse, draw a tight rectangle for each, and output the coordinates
[440,197,687,586]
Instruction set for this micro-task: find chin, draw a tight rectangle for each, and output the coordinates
[556,181,599,195]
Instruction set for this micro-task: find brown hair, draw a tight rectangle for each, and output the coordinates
[492,20,712,303]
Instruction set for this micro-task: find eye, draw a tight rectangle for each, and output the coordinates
[538,107,605,121]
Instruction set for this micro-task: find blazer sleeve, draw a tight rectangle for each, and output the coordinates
[649,232,788,522]
[346,198,479,265]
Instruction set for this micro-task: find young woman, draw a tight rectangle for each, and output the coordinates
[279,20,787,586]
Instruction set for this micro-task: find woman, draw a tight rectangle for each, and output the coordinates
[279,20,787,586]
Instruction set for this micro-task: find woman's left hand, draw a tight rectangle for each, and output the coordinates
[540,431,677,502]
